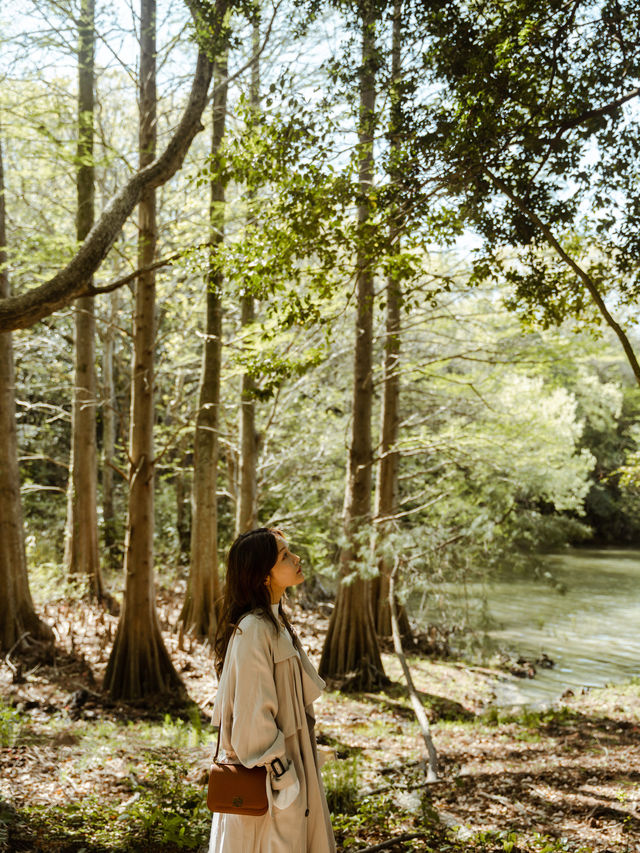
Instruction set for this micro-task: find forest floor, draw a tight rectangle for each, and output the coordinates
[1,583,639,853]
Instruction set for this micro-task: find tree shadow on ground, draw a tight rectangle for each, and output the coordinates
[435,707,640,846]
[360,680,475,722]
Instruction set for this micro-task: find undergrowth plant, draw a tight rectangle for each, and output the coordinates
[0,701,21,748]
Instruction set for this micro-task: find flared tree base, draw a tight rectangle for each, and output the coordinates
[104,610,186,702]
[319,576,388,692]
[371,574,413,643]
[0,606,54,656]
[178,585,218,644]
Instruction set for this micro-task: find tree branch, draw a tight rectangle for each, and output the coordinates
[356,834,423,853]
[485,168,640,387]
[86,242,214,296]
[556,86,640,133]
[0,1,227,332]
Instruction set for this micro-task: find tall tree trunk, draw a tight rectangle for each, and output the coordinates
[180,49,229,639]
[166,369,190,561]
[175,436,191,561]
[102,289,120,569]
[371,0,411,641]
[236,295,258,534]
[319,4,385,690]
[104,0,184,699]
[235,16,261,536]
[64,0,104,599]
[0,132,53,653]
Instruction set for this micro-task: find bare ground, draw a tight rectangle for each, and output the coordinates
[1,588,639,852]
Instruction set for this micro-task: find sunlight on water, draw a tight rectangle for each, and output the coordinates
[420,549,640,707]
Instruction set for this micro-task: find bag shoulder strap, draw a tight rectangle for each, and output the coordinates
[212,623,278,770]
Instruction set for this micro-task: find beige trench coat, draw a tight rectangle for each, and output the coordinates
[208,611,336,853]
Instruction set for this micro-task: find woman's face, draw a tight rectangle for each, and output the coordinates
[267,535,304,599]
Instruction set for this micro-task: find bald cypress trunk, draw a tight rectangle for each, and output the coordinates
[180,50,229,639]
[101,289,120,569]
[319,3,385,690]
[104,0,184,699]
[64,0,104,599]
[0,132,53,652]
[235,13,260,536]
[371,0,411,640]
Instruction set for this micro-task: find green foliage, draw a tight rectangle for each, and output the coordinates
[329,790,404,850]
[470,830,593,853]
[159,709,207,748]
[321,756,360,813]
[124,756,209,850]
[481,705,576,730]
[27,555,90,603]
[0,701,21,748]
[415,0,640,346]
[4,0,640,605]
[14,757,210,852]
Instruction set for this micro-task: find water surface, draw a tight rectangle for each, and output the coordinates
[418,549,640,707]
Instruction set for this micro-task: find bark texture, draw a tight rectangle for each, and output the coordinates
[104,0,183,700]
[371,0,411,640]
[0,0,227,333]
[0,133,53,652]
[101,290,120,568]
[319,5,385,690]
[180,51,229,639]
[235,16,261,536]
[235,293,258,534]
[64,0,104,598]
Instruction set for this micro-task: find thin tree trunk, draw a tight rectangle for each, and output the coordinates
[64,0,104,599]
[102,289,120,569]
[319,3,385,690]
[168,369,190,561]
[372,0,411,641]
[0,131,53,652]
[180,48,229,639]
[235,14,260,536]
[104,0,184,699]
[236,294,258,534]
[175,436,191,561]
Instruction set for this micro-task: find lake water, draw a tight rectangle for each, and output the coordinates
[418,549,640,708]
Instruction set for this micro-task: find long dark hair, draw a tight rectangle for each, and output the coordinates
[213,527,295,677]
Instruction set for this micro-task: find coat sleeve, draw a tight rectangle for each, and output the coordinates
[226,616,298,800]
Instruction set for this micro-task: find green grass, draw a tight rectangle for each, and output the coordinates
[481,705,577,729]
[0,701,22,748]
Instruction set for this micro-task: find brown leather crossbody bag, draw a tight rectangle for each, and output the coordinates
[208,622,291,816]
[207,724,288,816]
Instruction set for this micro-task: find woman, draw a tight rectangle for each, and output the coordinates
[208,527,336,853]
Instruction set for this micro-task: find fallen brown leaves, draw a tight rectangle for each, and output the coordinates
[1,587,639,852]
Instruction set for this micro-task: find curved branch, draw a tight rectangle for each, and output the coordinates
[485,168,640,387]
[0,47,215,332]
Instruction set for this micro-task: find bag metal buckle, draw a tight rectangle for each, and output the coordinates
[270,757,286,778]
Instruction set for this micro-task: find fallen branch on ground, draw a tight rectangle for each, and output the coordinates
[356,833,422,852]
[389,559,439,782]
